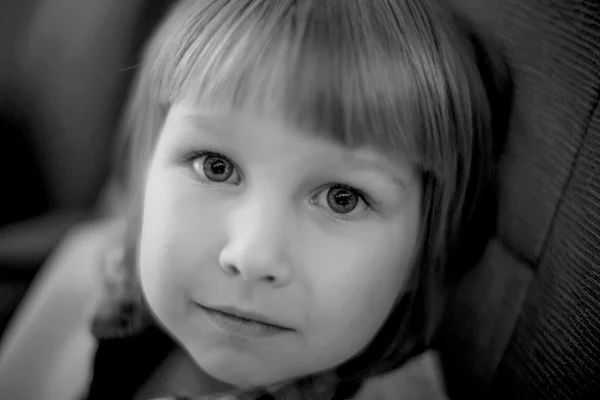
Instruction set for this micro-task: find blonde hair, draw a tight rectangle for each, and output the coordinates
[115,0,498,384]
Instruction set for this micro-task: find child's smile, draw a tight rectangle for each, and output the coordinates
[138,101,422,388]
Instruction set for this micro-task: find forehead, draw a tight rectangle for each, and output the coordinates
[150,1,432,170]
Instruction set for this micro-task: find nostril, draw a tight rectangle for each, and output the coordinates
[219,258,284,284]
[223,263,240,276]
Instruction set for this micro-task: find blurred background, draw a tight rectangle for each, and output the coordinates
[0,0,172,336]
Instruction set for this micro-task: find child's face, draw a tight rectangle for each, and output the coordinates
[138,102,422,388]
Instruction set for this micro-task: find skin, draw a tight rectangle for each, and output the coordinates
[138,101,422,389]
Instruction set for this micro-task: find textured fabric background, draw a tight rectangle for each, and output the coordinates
[437,0,600,399]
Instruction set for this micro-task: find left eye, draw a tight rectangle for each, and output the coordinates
[190,152,240,184]
[312,184,370,218]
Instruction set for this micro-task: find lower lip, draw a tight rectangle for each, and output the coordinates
[197,305,292,339]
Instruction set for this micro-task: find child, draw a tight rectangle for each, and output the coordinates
[4,0,500,399]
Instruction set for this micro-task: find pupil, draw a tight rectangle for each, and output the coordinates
[211,160,226,175]
[335,191,352,206]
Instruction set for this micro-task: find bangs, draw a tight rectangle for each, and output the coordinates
[144,0,476,177]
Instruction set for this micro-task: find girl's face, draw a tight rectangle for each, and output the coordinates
[138,102,422,388]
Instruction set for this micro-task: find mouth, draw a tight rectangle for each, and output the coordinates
[195,303,295,339]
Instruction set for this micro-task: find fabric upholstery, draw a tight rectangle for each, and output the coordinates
[437,0,600,398]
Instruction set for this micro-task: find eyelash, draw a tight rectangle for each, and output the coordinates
[182,149,376,220]
[183,149,242,182]
[311,183,375,221]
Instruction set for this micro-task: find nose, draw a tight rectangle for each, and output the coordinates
[218,195,293,287]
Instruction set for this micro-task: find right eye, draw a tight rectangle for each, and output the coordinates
[189,151,241,184]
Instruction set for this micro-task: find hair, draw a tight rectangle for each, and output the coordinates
[112,0,503,389]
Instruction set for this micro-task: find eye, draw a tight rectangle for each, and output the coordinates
[311,184,371,219]
[327,186,359,214]
[189,151,240,184]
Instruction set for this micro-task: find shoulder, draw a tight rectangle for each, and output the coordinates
[0,218,127,399]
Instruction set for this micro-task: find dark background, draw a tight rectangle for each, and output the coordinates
[0,0,171,335]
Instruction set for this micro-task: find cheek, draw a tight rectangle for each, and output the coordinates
[137,167,223,309]
[300,225,416,367]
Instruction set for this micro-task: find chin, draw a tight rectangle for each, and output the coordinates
[205,368,265,389]
[197,356,288,390]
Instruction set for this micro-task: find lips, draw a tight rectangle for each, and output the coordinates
[197,303,294,331]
